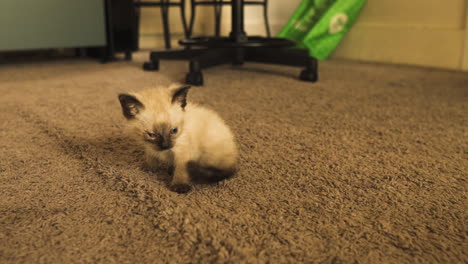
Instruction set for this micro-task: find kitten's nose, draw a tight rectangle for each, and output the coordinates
[159,141,172,150]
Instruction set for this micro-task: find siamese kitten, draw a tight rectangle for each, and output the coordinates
[118,84,238,193]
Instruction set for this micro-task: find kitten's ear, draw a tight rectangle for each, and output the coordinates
[118,94,144,119]
[171,85,191,109]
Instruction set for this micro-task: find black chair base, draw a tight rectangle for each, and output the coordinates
[144,37,318,86]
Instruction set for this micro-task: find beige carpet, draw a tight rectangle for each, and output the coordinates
[0,52,466,263]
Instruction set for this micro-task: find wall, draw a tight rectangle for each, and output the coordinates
[217,0,301,36]
[331,0,467,70]
[138,7,186,49]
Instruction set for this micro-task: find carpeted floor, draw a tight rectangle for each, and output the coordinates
[0,52,466,263]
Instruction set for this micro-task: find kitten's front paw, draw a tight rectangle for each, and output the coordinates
[169,184,192,194]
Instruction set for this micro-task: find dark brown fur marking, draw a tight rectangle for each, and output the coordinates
[118,94,144,119]
[187,161,236,184]
[171,86,191,109]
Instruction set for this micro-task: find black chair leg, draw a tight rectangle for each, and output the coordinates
[233,47,244,65]
[299,58,318,82]
[180,0,189,38]
[214,0,222,37]
[125,51,132,60]
[145,1,318,85]
[245,47,308,66]
[191,48,232,69]
[188,0,197,37]
[161,0,171,49]
[245,47,318,82]
[263,0,271,37]
[145,48,213,72]
[143,60,159,71]
[186,48,232,85]
[186,62,204,85]
[150,48,208,61]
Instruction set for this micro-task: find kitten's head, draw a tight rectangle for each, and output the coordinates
[118,84,191,151]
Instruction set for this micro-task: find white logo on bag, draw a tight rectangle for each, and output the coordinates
[293,8,317,32]
[329,13,348,34]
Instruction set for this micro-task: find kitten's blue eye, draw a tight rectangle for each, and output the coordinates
[170,128,178,134]
[147,132,157,138]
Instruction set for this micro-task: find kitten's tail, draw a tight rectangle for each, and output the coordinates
[187,161,236,183]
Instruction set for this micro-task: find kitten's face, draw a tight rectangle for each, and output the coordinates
[118,85,190,151]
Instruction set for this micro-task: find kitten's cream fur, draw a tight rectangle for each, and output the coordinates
[118,84,238,193]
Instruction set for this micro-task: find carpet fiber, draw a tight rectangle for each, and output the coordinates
[0,53,466,263]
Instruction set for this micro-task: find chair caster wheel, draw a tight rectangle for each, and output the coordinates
[143,61,159,71]
[186,71,203,86]
[300,69,318,82]
[125,51,132,61]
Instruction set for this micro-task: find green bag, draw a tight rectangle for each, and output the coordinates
[277,0,336,49]
[278,0,366,60]
[304,0,366,59]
